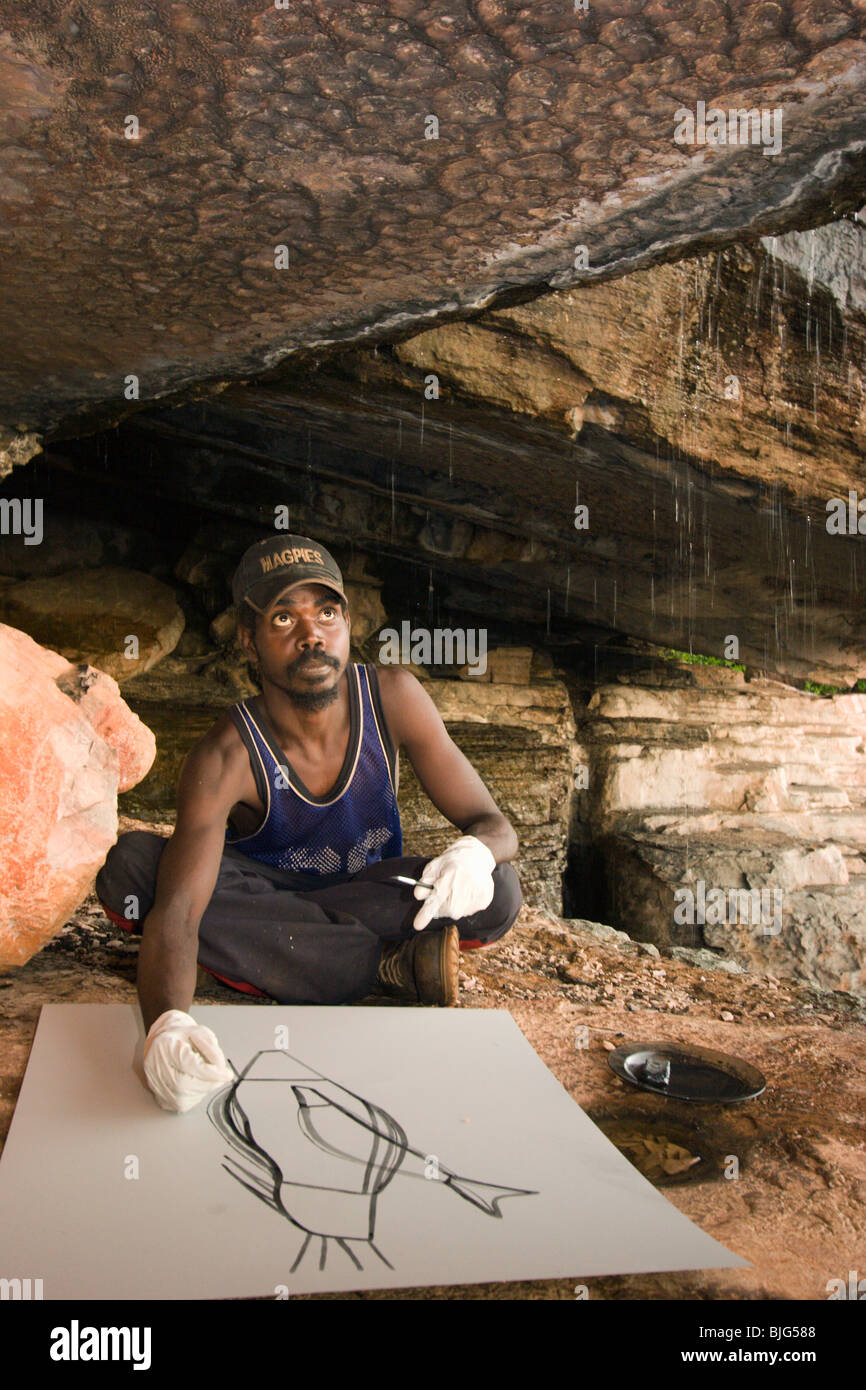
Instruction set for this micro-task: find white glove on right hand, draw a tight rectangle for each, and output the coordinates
[413,835,497,931]
[142,1009,234,1114]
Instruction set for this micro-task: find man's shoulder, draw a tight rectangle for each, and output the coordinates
[370,665,438,743]
[185,705,248,767]
[371,663,423,700]
[173,704,255,812]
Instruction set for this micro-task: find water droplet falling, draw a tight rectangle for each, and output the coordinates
[390,466,395,539]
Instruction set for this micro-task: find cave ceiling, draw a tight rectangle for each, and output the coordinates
[3,2,866,685]
[1,0,865,447]
[53,222,866,689]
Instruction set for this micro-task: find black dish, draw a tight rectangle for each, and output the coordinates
[607,1040,767,1103]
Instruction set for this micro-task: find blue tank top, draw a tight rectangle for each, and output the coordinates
[225,663,402,878]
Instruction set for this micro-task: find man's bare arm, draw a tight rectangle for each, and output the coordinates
[137,726,250,1032]
[379,667,518,864]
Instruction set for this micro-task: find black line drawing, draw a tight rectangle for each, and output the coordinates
[207,1049,538,1273]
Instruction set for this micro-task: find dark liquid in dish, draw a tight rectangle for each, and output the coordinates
[632,1054,745,1100]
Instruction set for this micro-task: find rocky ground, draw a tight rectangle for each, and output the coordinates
[1,819,864,1302]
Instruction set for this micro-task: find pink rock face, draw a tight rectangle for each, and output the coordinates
[0,625,156,970]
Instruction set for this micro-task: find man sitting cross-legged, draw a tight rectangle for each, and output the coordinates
[96,534,522,1113]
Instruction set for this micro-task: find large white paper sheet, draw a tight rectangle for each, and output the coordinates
[0,1004,746,1298]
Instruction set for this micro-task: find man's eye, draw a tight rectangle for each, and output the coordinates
[321,608,337,619]
[274,613,293,625]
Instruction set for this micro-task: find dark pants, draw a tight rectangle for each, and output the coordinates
[95,831,521,1005]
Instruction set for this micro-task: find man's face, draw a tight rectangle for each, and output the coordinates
[241,582,351,708]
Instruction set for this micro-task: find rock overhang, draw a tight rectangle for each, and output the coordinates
[1,1,866,442]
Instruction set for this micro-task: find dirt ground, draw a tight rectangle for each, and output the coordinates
[2,821,864,1301]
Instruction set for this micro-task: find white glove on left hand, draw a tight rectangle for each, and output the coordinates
[413,835,497,931]
[143,1010,234,1114]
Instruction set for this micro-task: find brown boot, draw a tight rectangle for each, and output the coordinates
[374,925,460,1007]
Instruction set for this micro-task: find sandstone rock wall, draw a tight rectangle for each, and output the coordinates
[0,568,185,682]
[571,661,866,993]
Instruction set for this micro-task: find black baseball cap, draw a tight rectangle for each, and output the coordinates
[232,535,347,614]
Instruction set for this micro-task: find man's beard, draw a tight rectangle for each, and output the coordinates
[281,650,342,710]
[285,683,340,712]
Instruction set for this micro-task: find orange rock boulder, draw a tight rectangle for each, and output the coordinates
[0,625,156,971]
